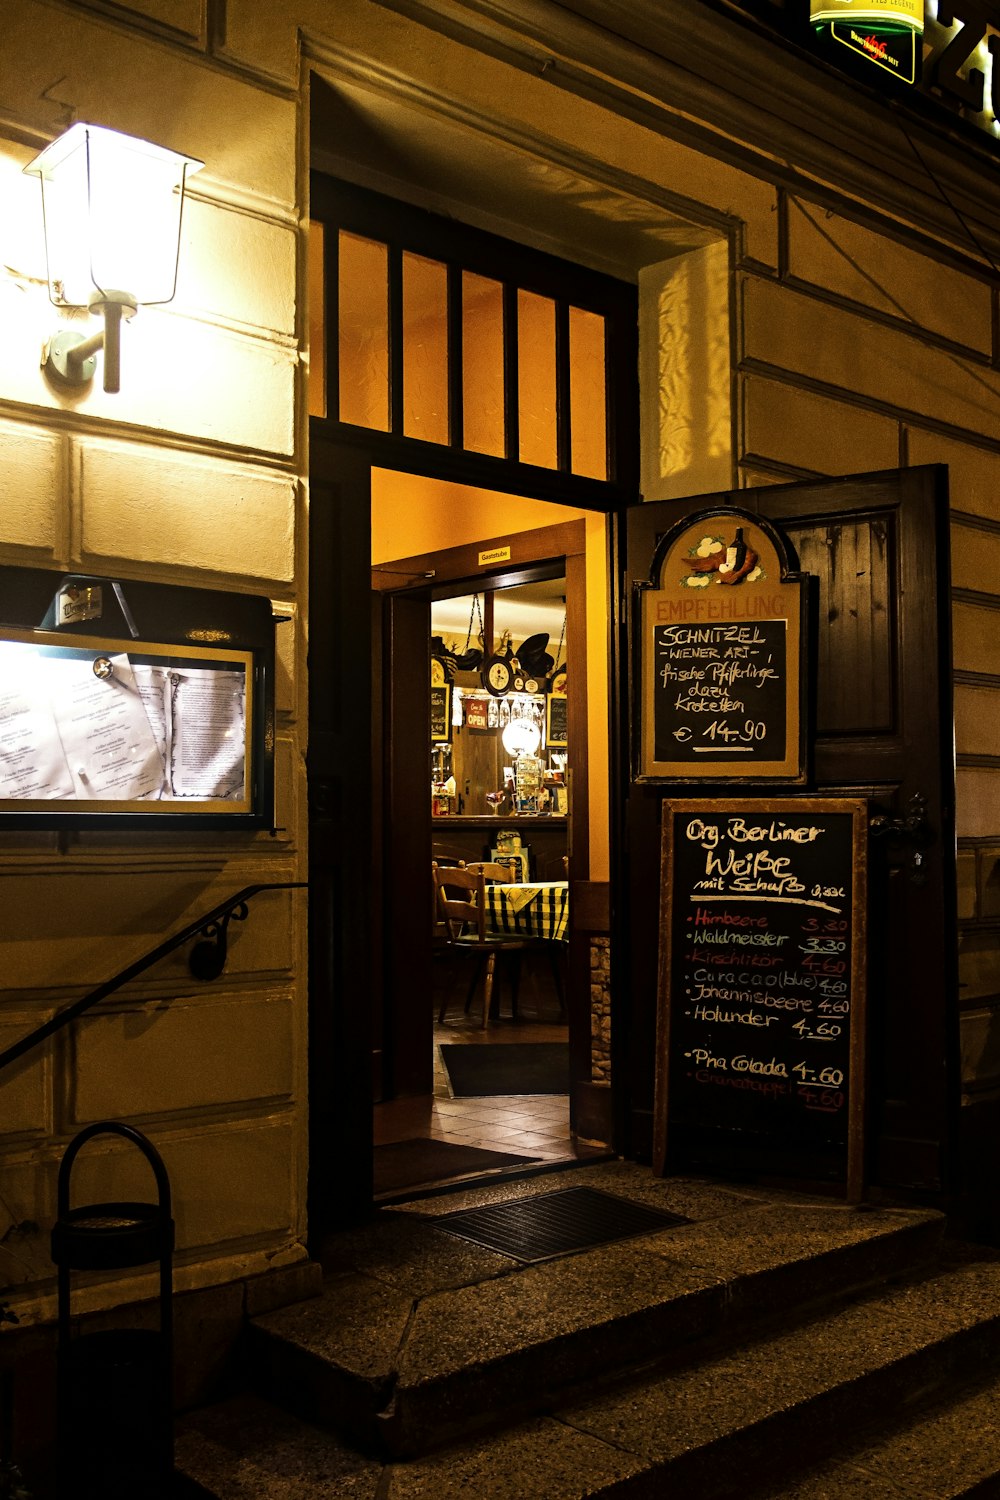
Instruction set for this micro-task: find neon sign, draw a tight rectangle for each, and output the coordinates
[811,0,924,84]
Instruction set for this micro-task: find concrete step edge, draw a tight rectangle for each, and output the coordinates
[243,1209,945,1458]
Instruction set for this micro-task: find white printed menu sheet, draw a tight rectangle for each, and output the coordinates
[42,652,165,800]
[0,641,249,805]
[0,645,76,799]
[168,668,245,799]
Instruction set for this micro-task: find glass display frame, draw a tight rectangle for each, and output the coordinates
[0,567,277,830]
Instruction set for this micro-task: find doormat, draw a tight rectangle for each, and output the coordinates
[373,1138,539,1195]
[433,1185,690,1263]
[441,1042,570,1097]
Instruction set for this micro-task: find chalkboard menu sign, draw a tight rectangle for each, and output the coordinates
[546,692,568,747]
[654,798,867,1199]
[430,684,451,742]
[635,508,808,783]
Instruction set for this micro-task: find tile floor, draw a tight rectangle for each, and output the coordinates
[373,953,601,1192]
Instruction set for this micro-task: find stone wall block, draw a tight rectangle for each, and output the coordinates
[0,873,299,993]
[953,603,1000,676]
[744,279,1000,442]
[0,1018,51,1136]
[0,1154,56,1290]
[979,849,1000,920]
[70,991,294,1123]
[109,0,205,41]
[955,685,1000,760]
[178,199,297,337]
[951,522,1000,599]
[0,2,296,208]
[957,850,977,921]
[0,301,295,456]
[66,1119,296,1252]
[78,440,296,584]
[960,927,1000,1000]
[957,769,1000,840]
[742,375,896,476]
[273,607,298,720]
[961,1007,1000,1088]
[786,199,992,356]
[90,314,294,457]
[272,733,300,846]
[0,419,63,555]
[908,430,1000,525]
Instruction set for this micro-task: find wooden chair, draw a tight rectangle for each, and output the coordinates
[463,861,515,883]
[432,862,527,1027]
[472,859,567,1021]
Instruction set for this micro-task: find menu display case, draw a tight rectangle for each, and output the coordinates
[0,567,277,830]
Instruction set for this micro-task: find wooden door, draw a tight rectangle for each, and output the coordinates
[619,466,958,1197]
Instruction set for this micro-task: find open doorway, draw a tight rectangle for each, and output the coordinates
[370,470,607,1199]
[375,569,585,1198]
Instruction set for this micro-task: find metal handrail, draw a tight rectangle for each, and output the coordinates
[0,883,307,1075]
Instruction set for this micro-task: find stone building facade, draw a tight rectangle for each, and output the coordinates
[1,0,999,1338]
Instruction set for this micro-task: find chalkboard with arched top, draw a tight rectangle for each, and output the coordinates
[653,797,867,1200]
[634,508,809,783]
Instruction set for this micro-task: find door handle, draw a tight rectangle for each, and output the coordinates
[869,792,931,884]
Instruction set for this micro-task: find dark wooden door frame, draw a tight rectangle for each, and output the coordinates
[306,174,640,1234]
[306,436,376,1236]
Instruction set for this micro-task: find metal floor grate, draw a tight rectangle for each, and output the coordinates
[431,1185,690,1263]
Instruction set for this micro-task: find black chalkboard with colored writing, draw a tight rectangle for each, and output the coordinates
[654,798,867,1198]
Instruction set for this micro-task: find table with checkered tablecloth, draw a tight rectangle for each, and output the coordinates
[483,880,569,942]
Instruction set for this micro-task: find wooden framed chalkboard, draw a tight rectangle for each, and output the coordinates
[546,691,568,747]
[430,683,451,742]
[634,507,809,783]
[654,798,867,1200]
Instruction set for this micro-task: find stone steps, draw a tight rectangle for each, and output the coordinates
[239,1164,946,1459]
[174,1250,1000,1497]
[170,1161,1000,1495]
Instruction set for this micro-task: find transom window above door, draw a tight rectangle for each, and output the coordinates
[309,177,638,506]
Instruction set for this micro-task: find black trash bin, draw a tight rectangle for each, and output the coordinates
[51,1122,174,1500]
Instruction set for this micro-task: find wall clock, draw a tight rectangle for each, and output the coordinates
[483,654,514,696]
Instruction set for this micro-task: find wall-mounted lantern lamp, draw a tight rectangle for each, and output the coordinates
[23,123,203,394]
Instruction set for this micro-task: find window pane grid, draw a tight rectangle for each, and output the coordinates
[332,232,612,479]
